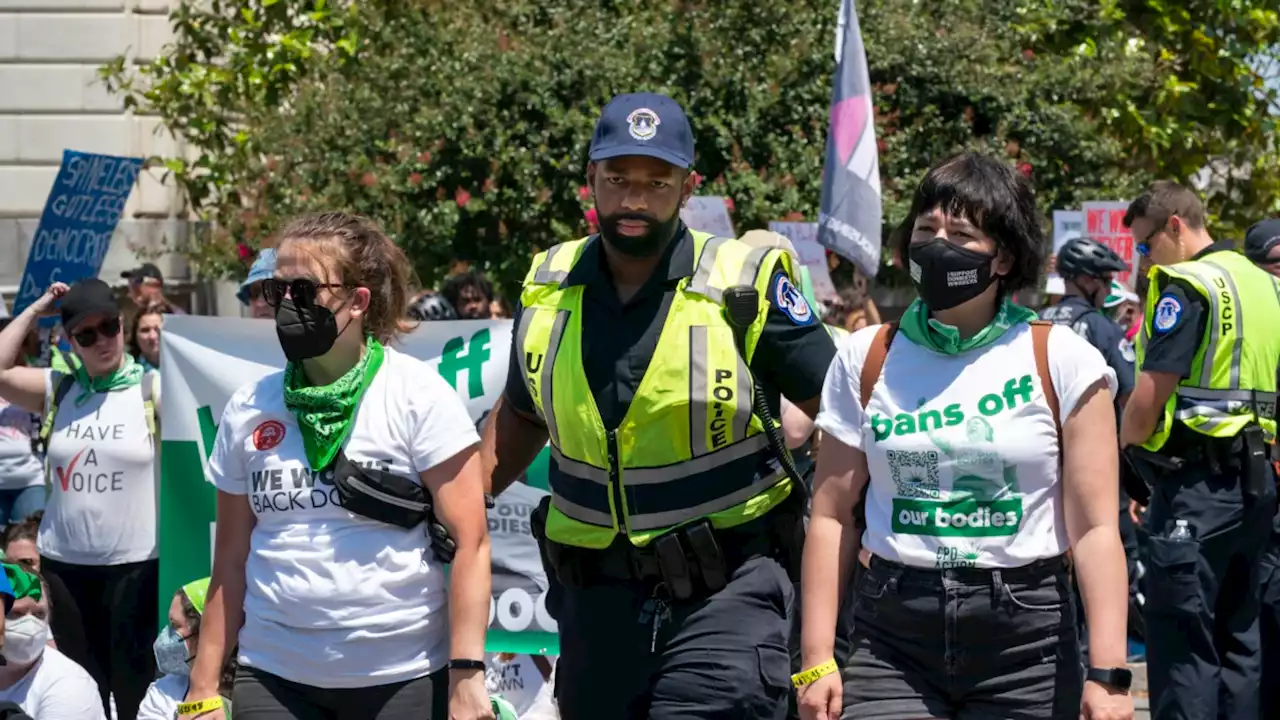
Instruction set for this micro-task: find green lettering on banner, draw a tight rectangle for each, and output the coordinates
[891,497,1023,537]
[438,329,491,399]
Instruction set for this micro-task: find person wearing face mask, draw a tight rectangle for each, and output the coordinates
[138,578,235,720]
[0,563,104,719]
[238,249,278,320]
[798,151,1133,720]
[186,212,493,720]
[479,92,837,720]
[1120,183,1280,720]
[0,278,160,720]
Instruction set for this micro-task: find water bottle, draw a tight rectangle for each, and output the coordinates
[1168,519,1194,542]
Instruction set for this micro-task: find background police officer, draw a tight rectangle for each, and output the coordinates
[1039,236,1144,647]
[479,93,836,720]
[1121,182,1280,720]
[1245,217,1280,718]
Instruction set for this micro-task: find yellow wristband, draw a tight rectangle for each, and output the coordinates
[176,697,223,717]
[791,659,838,688]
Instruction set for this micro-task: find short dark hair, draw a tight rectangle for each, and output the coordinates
[893,151,1047,295]
[1123,181,1206,231]
[441,271,494,309]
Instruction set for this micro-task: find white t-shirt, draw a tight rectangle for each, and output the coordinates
[0,646,106,720]
[484,653,550,716]
[0,399,41,491]
[137,674,188,720]
[815,323,1116,569]
[210,346,481,689]
[39,371,158,565]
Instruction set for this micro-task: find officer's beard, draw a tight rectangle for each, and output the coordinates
[597,210,681,259]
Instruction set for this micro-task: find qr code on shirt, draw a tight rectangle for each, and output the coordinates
[886,450,941,499]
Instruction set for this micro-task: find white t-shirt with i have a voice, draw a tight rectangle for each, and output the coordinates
[815,323,1116,570]
[209,346,480,689]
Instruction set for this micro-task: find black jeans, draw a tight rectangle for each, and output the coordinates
[1261,534,1280,720]
[42,557,158,720]
[232,666,448,720]
[842,554,1081,720]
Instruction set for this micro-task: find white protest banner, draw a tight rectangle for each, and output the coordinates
[680,196,736,238]
[768,221,838,301]
[1047,210,1084,286]
[159,315,557,655]
[1082,201,1140,288]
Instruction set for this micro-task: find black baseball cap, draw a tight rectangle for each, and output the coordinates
[588,93,694,170]
[121,263,163,284]
[60,278,120,332]
[1244,219,1280,263]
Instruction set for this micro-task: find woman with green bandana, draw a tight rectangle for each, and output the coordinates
[798,152,1133,720]
[0,278,161,720]
[185,213,493,720]
[139,578,236,720]
[0,562,104,719]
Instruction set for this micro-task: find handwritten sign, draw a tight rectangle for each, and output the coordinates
[680,197,736,239]
[12,151,143,319]
[1082,201,1138,288]
[768,221,838,300]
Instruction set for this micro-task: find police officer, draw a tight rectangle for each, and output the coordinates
[1120,182,1280,720]
[1040,237,1144,645]
[478,93,836,720]
[1245,218,1280,718]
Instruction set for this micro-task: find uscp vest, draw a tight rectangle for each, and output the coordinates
[518,232,794,549]
[1135,250,1280,451]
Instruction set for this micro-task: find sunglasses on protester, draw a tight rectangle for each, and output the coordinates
[72,318,122,347]
[262,278,353,309]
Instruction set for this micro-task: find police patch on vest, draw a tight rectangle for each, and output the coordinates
[627,108,660,140]
[1153,294,1183,333]
[774,274,815,326]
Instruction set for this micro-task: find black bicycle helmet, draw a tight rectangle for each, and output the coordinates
[1056,237,1129,280]
[407,291,458,321]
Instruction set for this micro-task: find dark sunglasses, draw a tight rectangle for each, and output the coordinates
[72,317,122,347]
[262,278,351,309]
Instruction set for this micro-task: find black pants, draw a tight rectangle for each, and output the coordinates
[42,557,158,720]
[233,666,448,719]
[1142,460,1276,720]
[552,554,794,719]
[1259,533,1280,720]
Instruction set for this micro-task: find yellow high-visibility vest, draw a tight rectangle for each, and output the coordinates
[517,232,796,548]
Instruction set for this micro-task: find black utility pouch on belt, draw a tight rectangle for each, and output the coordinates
[1242,425,1272,500]
[332,451,430,529]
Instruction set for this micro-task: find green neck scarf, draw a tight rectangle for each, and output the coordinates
[898,296,1038,355]
[283,339,385,470]
[72,354,144,406]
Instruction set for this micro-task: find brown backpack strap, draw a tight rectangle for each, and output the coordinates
[1030,321,1061,450]
[860,322,898,410]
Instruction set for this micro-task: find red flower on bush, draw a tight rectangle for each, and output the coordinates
[360,172,377,187]
[236,242,253,262]
[455,188,472,207]
[723,197,735,214]
[584,208,599,227]
[408,172,423,187]
[1017,162,1033,178]
[578,185,592,202]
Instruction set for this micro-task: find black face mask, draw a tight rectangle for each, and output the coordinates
[597,210,681,258]
[275,298,352,363]
[908,237,998,311]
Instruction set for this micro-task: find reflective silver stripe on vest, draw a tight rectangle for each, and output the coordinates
[686,236,729,300]
[1176,262,1244,389]
[552,495,614,528]
[688,325,753,457]
[527,309,569,448]
[627,467,786,531]
[1175,387,1278,422]
[533,244,569,285]
[738,245,774,289]
[627,434,769,486]
[550,445,610,485]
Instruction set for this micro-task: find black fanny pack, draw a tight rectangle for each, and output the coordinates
[332,451,431,529]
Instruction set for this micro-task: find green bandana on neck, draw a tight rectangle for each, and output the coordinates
[898,296,1038,355]
[283,339,385,470]
[72,354,144,406]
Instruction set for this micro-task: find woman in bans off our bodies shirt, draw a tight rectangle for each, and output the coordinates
[0,277,161,720]
[184,212,495,720]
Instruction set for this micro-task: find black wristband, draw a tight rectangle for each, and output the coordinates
[449,659,486,671]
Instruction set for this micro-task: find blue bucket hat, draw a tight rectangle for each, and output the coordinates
[238,249,277,305]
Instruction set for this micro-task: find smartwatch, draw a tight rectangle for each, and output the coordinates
[1086,667,1133,691]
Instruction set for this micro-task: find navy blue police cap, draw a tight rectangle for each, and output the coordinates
[589,93,694,170]
[1244,218,1280,262]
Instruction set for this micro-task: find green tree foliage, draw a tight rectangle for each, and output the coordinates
[103,0,1280,294]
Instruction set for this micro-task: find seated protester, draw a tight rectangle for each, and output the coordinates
[0,515,89,678]
[0,563,105,719]
[138,578,234,720]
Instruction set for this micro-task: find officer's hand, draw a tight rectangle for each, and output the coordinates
[797,672,841,720]
[1080,679,1133,720]
[1128,499,1146,527]
[426,510,457,564]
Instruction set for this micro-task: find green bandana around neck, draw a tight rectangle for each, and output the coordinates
[72,354,145,406]
[283,339,385,470]
[898,296,1038,355]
